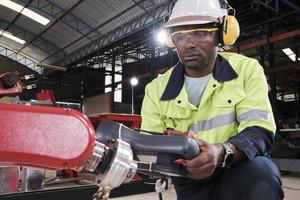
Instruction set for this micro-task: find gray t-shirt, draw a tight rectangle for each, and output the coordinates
[184,74,212,107]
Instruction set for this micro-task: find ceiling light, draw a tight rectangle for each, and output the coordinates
[0,30,26,44]
[157,29,168,44]
[282,48,297,62]
[130,77,138,86]
[0,0,50,25]
[22,9,50,25]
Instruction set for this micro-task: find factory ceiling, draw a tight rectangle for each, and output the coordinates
[0,0,298,76]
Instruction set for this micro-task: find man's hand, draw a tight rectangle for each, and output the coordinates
[185,139,224,180]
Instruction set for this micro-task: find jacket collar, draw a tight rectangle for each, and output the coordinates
[160,54,238,100]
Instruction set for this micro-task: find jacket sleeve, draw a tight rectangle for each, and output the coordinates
[228,59,276,160]
[228,126,274,160]
[140,83,166,133]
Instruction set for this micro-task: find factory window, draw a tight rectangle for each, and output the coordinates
[277,93,298,102]
[105,65,122,102]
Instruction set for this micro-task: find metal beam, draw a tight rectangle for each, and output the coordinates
[264,63,300,74]
[0,19,63,57]
[15,0,99,40]
[280,0,300,13]
[73,35,167,70]
[255,0,279,13]
[229,29,300,52]
[131,0,148,12]
[37,63,67,71]
[62,0,176,67]
[40,0,150,63]
[18,0,86,53]
[243,10,297,31]
[0,45,41,73]
[247,41,300,58]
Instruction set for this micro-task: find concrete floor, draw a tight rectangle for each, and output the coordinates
[111,174,300,200]
[282,174,300,200]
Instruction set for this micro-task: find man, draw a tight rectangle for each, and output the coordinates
[140,0,284,199]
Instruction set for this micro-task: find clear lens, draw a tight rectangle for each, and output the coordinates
[171,28,218,45]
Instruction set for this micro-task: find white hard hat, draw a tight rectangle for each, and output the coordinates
[165,0,228,28]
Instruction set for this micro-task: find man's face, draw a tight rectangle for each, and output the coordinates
[171,24,218,71]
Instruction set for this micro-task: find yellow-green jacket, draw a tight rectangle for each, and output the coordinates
[141,52,276,159]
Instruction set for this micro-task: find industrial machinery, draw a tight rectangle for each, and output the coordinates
[0,71,36,97]
[0,71,23,97]
[0,75,200,200]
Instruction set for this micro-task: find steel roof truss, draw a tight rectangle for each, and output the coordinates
[0,19,62,56]
[15,0,100,40]
[255,0,279,13]
[62,0,176,66]
[0,45,41,73]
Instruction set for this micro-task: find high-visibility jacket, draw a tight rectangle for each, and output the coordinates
[141,52,276,144]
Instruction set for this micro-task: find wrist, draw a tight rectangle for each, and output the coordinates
[220,143,235,168]
[215,144,225,166]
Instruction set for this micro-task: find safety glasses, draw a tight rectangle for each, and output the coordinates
[171,28,218,45]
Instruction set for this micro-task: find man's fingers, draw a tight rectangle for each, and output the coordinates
[186,163,215,179]
[185,153,211,168]
[196,139,207,147]
[186,131,196,138]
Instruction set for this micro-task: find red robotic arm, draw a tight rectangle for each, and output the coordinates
[0,79,200,200]
[0,103,95,170]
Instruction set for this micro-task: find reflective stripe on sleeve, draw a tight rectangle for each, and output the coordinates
[238,109,269,122]
[189,112,236,132]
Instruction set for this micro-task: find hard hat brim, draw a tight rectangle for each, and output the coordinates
[165,15,220,28]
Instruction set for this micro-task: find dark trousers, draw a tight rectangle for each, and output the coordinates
[172,156,284,200]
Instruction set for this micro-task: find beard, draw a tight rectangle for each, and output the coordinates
[183,56,210,71]
[178,47,218,71]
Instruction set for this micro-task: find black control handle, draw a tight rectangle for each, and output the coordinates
[96,120,200,160]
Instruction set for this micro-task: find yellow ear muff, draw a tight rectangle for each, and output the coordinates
[222,15,240,45]
[165,36,175,48]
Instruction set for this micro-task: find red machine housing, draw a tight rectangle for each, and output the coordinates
[0,103,95,170]
[0,72,23,97]
[89,113,141,129]
[36,89,57,107]
[0,82,23,97]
